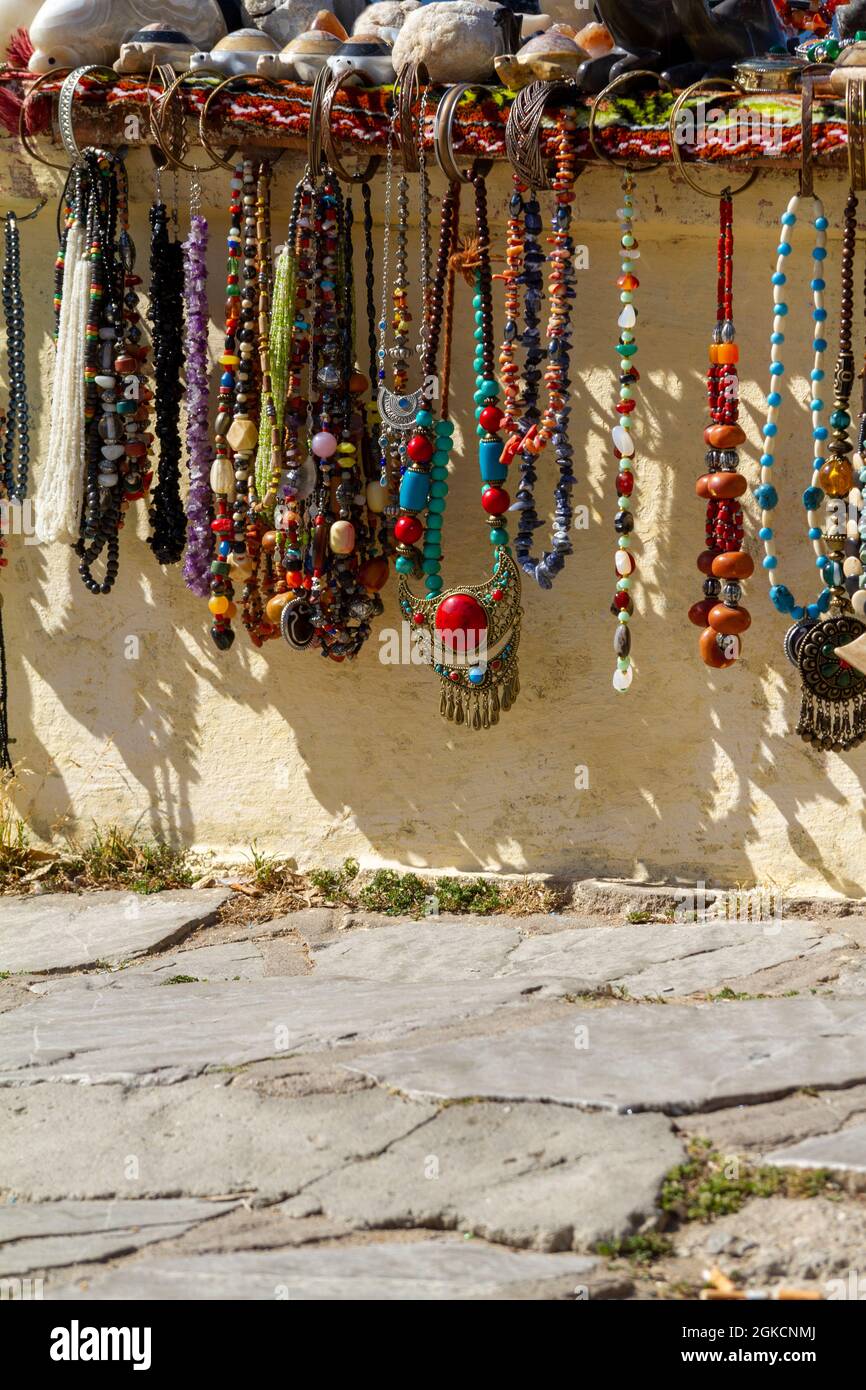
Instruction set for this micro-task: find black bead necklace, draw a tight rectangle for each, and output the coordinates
[2,211,29,503]
[147,198,186,565]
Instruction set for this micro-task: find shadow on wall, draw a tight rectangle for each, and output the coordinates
[3,162,866,894]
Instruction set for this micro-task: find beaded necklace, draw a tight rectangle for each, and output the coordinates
[75,151,150,597]
[181,200,214,599]
[147,194,186,566]
[392,108,459,600]
[400,176,522,730]
[0,413,11,770]
[758,191,866,749]
[608,170,641,690]
[690,191,752,671]
[2,212,29,504]
[208,161,259,651]
[499,112,578,590]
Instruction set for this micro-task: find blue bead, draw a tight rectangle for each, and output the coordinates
[815,216,828,230]
[767,393,782,408]
[763,422,778,438]
[818,588,831,613]
[810,399,824,411]
[811,368,825,381]
[775,303,788,316]
[808,526,822,540]
[759,526,773,540]
[781,212,796,225]
[479,379,499,399]
[813,246,827,259]
[803,486,823,510]
[813,308,827,322]
[807,603,820,620]
[813,338,827,352]
[777,243,792,256]
[395,556,414,575]
[415,409,433,427]
[760,453,775,467]
[810,278,826,291]
[770,362,784,376]
[813,427,828,441]
[816,555,828,569]
[763,555,778,569]
[468,667,485,686]
[426,575,443,594]
[814,456,825,468]
[792,607,804,621]
[772,272,786,286]
[770,584,794,614]
[755,483,778,509]
[771,332,785,345]
[220,372,234,388]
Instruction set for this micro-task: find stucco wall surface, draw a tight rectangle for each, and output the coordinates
[1,145,864,895]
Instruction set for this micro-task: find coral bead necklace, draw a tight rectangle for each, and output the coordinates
[690,190,753,671]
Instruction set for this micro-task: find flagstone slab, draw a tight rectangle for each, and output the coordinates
[346,997,866,1116]
[311,921,521,982]
[765,1122,866,1175]
[0,890,230,974]
[281,1103,682,1251]
[502,922,849,998]
[0,975,560,1087]
[124,940,266,982]
[0,1079,436,1200]
[49,1240,602,1301]
[0,1199,236,1277]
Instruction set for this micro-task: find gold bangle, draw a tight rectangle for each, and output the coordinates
[667,77,757,198]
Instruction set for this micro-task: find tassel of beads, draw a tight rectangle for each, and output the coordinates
[611,172,638,692]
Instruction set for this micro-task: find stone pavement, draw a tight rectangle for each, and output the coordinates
[2,890,866,1300]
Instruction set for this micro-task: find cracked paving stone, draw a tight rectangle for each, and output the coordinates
[0,1199,237,1278]
[501,921,850,998]
[675,1083,866,1154]
[48,1240,604,1301]
[0,891,230,975]
[0,975,562,1087]
[345,997,866,1116]
[311,921,521,982]
[0,1080,436,1200]
[765,1122,866,1176]
[280,1103,683,1251]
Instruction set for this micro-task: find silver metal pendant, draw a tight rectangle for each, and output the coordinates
[378,385,423,434]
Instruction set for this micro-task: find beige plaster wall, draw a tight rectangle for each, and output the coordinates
[1,142,864,896]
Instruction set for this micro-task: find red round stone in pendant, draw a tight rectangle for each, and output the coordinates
[435,593,489,656]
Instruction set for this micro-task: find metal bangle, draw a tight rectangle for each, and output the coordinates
[589,68,673,173]
[199,73,286,173]
[18,67,75,170]
[433,83,492,185]
[395,60,429,173]
[321,70,381,183]
[505,79,578,190]
[667,77,757,197]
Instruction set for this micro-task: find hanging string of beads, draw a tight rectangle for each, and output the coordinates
[609,170,640,691]
[502,111,578,590]
[75,151,151,597]
[757,194,830,629]
[691,190,752,671]
[400,173,522,731]
[208,162,247,651]
[147,195,186,565]
[2,212,29,506]
[181,200,214,599]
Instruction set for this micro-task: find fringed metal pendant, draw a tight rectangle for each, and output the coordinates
[399,547,522,730]
[796,612,866,751]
